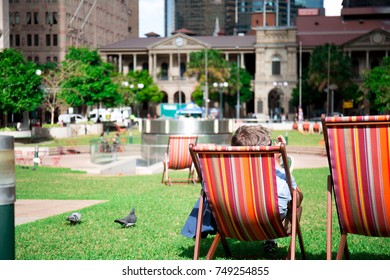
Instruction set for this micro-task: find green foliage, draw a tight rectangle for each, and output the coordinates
[363,56,390,114]
[302,44,362,115]
[61,47,122,108]
[186,50,253,108]
[39,60,84,124]
[224,63,253,108]
[42,123,61,128]
[186,49,231,83]
[0,126,16,131]
[191,87,204,106]
[122,70,163,105]
[0,48,43,113]
[308,44,353,92]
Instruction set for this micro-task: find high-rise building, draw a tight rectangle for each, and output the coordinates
[342,0,389,7]
[6,0,138,63]
[165,0,324,36]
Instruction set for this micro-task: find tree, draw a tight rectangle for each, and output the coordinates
[186,49,253,115]
[0,48,43,126]
[38,61,83,124]
[363,56,390,114]
[308,44,353,92]
[186,49,231,83]
[186,49,230,106]
[61,47,122,113]
[306,44,360,114]
[119,70,163,117]
[223,63,253,115]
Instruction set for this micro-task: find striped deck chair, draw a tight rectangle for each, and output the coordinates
[322,115,390,260]
[189,144,305,260]
[162,135,198,185]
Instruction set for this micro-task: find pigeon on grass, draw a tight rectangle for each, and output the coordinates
[66,212,82,225]
[115,208,137,228]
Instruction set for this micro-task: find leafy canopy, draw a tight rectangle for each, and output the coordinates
[0,48,43,113]
[363,56,390,114]
[61,47,122,108]
[118,70,163,106]
[186,49,253,108]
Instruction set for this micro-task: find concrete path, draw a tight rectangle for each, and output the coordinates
[15,199,108,226]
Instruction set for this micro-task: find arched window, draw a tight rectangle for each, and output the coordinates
[272,56,281,75]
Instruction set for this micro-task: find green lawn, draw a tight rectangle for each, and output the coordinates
[14,165,390,260]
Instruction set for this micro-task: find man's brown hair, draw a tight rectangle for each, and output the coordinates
[231,125,271,146]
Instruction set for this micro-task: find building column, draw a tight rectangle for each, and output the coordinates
[153,54,157,79]
[148,53,153,77]
[169,53,173,81]
[118,54,123,73]
[133,54,137,71]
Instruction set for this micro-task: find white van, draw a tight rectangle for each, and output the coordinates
[88,107,132,125]
[58,114,87,124]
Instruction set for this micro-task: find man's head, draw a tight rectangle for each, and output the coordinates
[231,125,271,146]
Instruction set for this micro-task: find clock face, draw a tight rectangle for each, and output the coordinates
[175,37,184,47]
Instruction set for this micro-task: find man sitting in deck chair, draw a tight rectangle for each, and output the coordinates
[181,125,303,254]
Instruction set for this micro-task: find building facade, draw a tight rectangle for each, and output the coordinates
[100,28,297,119]
[165,0,324,36]
[100,3,390,119]
[6,0,138,63]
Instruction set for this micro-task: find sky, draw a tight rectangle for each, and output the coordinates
[139,0,343,37]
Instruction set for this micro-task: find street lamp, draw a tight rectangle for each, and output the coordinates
[273,81,288,87]
[236,51,241,119]
[213,82,228,119]
[324,84,338,116]
[122,82,144,118]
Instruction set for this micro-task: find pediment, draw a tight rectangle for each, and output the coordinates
[343,29,390,48]
[147,33,209,51]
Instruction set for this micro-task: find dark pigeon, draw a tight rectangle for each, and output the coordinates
[66,212,82,225]
[115,208,137,228]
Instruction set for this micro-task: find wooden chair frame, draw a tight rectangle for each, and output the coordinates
[162,135,198,186]
[189,144,305,260]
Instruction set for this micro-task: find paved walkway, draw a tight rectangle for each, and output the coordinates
[14,147,329,226]
[15,199,107,225]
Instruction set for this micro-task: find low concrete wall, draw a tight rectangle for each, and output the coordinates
[0,131,31,138]
[32,124,103,139]
[32,127,71,139]
[0,131,32,143]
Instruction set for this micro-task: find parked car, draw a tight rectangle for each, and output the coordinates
[310,112,344,121]
[58,114,87,124]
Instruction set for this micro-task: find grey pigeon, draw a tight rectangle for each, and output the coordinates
[66,212,82,225]
[115,208,137,227]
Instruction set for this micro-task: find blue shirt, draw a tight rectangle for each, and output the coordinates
[276,168,297,219]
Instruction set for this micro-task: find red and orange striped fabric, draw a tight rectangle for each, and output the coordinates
[325,115,390,236]
[166,136,198,170]
[193,145,288,241]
